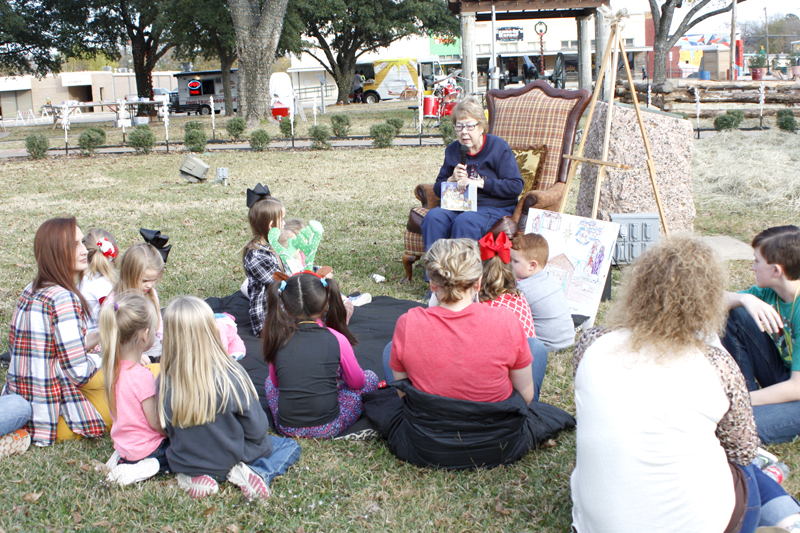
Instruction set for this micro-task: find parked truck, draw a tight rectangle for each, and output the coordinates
[352,57,446,104]
[171,69,238,114]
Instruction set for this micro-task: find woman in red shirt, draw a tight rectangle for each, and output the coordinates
[384,238,535,404]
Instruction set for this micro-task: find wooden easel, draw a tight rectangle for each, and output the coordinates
[557,8,670,236]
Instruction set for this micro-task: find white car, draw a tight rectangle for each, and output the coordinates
[152,88,171,103]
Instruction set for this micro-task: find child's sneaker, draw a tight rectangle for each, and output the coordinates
[107,457,159,486]
[105,450,121,470]
[177,473,219,499]
[0,429,31,458]
[755,447,781,470]
[349,293,372,307]
[227,462,270,500]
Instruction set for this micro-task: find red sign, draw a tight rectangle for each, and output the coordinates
[188,80,201,95]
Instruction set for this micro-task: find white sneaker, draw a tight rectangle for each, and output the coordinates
[107,457,159,486]
[176,473,219,499]
[105,450,121,470]
[226,462,270,500]
[349,293,372,307]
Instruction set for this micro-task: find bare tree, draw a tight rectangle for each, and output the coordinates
[649,0,749,83]
[228,0,289,126]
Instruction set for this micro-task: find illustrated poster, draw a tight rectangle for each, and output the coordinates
[524,208,620,327]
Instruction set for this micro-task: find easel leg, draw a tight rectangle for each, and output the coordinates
[619,40,670,236]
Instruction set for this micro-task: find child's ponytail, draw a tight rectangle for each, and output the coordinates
[99,291,159,417]
[99,299,122,418]
[262,280,297,364]
[323,278,358,346]
[82,228,119,285]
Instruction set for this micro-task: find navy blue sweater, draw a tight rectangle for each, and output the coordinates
[434,135,523,210]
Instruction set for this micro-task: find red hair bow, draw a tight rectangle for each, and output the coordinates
[97,237,117,259]
[479,232,512,263]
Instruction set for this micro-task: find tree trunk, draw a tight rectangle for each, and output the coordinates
[220,55,235,116]
[652,41,669,85]
[130,36,154,115]
[335,59,357,104]
[229,0,289,127]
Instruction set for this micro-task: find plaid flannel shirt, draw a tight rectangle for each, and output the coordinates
[244,245,285,336]
[4,284,105,445]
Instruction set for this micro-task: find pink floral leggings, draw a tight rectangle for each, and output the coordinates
[265,370,379,439]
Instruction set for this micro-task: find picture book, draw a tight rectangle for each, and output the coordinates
[440,182,477,212]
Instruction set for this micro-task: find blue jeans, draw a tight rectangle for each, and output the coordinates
[247,436,302,485]
[739,463,800,531]
[0,394,31,435]
[421,205,515,281]
[382,338,548,402]
[723,307,800,443]
[421,205,516,251]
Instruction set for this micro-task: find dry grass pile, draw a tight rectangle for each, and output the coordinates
[692,130,800,211]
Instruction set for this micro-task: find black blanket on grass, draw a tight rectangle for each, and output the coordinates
[204,291,419,433]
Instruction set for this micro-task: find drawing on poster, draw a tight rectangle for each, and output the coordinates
[524,208,620,326]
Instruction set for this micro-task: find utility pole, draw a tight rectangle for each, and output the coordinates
[765,7,770,73]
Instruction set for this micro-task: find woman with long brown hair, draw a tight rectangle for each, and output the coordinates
[3,217,111,446]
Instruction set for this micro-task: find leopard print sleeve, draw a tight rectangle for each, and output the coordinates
[704,345,760,465]
[573,326,610,377]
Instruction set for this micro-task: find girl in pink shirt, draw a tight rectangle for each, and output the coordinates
[100,291,167,486]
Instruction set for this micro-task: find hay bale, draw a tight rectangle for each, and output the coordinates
[692,130,800,211]
[576,101,696,232]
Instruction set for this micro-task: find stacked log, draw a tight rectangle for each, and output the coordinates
[615,80,800,109]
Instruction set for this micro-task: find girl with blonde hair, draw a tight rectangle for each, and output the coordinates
[158,296,300,500]
[78,228,119,333]
[571,235,800,533]
[108,243,165,363]
[99,291,167,486]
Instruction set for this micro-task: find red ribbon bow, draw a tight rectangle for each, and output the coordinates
[97,238,117,259]
[479,232,512,263]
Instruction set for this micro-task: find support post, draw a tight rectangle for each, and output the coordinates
[729,0,737,80]
[490,6,499,90]
[461,12,478,95]
[577,16,592,91]
[595,9,608,99]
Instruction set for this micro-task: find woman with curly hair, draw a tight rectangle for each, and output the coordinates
[570,235,800,533]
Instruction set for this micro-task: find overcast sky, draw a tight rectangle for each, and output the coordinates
[609,0,800,33]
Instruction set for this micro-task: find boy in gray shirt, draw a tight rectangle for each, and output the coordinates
[510,233,575,351]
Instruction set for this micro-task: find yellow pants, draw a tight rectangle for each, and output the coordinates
[55,363,161,442]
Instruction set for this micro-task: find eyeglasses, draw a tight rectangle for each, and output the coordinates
[454,123,479,132]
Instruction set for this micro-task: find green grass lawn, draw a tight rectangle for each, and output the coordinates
[0,127,798,532]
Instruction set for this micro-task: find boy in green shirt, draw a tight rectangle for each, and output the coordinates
[722,225,800,443]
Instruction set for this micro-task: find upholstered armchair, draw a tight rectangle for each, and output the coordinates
[401,81,591,282]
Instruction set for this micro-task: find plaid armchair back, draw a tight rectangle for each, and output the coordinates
[490,87,581,190]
